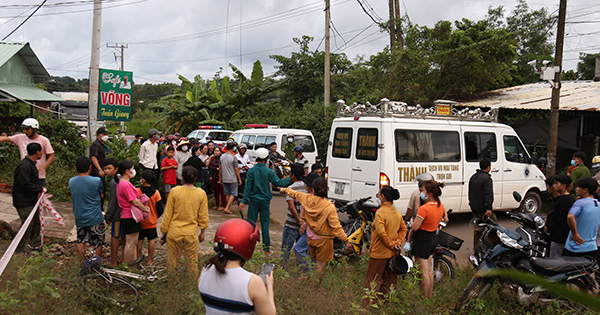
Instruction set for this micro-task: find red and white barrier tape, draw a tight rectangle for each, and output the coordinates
[39,194,65,247]
[0,191,65,277]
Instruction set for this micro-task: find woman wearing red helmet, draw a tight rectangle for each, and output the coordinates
[198,218,276,315]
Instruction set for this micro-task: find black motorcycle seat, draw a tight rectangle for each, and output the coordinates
[530,256,597,273]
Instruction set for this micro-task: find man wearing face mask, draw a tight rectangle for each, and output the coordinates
[0,118,55,186]
[90,127,109,178]
[468,158,497,257]
[284,133,296,161]
[138,129,160,185]
[569,152,590,194]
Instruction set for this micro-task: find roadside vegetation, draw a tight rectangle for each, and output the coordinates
[0,239,594,314]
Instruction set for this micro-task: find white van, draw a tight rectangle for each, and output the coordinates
[327,99,546,214]
[231,125,319,163]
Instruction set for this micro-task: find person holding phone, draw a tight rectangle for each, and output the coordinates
[198,218,276,315]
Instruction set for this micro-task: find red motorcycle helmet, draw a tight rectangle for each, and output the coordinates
[214,219,260,261]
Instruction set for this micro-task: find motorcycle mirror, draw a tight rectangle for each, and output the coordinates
[512,191,522,202]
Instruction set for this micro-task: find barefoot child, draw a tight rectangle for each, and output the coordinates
[103,158,124,268]
[137,170,163,265]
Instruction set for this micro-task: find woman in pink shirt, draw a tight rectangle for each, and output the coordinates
[115,160,149,264]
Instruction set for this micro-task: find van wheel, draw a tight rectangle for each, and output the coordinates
[519,191,541,214]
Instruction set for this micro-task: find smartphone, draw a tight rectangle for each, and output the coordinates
[258,263,275,284]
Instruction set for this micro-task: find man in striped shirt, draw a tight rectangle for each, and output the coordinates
[281,164,307,266]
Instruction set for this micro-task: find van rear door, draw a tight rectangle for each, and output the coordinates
[328,124,355,201]
[462,129,503,211]
[351,125,381,202]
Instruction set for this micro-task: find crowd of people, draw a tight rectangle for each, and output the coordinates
[7,117,600,313]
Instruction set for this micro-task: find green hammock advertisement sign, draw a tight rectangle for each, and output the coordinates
[98,69,133,121]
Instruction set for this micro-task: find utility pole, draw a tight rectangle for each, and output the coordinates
[547,0,567,176]
[324,0,331,118]
[394,0,402,50]
[107,43,128,71]
[87,0,102,140]
[107,43,128,132]
[388,0,395,49]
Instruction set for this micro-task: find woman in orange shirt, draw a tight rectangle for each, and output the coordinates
[405,180,447,298]
[363,185,407,307]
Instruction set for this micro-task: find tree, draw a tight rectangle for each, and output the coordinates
[365,18,517,104]
[576,53,599,80]
[270,35,352,107]
[487,0,555,85]
[150,61,276,134]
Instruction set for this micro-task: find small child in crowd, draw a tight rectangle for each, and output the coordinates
[103,158,123,268]
[69,157,105,262]
[137,170,163,265]
[161,146,178,201]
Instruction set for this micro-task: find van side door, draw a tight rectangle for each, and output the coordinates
[500,133,532,209]
[463,130,502,211]
[352,125,381,202]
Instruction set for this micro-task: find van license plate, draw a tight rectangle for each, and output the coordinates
[334,182,344,195]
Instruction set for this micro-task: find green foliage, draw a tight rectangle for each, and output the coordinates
[150,61,276,134]
[576,53,599,80]
[482,269,600,312]
[0,102,29,119]
[270,35,352,107]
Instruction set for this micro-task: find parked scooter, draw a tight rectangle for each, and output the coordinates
[333,196,374,258]
[455,192,598,310]
[406,210,464,282]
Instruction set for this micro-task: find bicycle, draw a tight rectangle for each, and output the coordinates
[80,256,139,304]
[80,253,168,303]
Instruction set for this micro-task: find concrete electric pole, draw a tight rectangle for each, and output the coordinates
[107,43,128,71]
[547,0,567,176]
[87,0,102,139]
[324,0,331,118]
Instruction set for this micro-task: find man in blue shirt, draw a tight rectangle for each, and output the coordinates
[564,177,600,261]
[69,156,105,262]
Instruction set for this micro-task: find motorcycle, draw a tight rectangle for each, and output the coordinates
[406,210,464,282]
[333,196,374,258]
[455,192,598,310]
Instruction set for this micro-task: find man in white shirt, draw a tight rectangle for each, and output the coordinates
[138,129,159,186]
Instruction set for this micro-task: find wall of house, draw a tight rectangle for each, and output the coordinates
[0,55,34,85]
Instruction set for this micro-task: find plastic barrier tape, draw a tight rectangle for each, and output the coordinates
[0,192,45,277]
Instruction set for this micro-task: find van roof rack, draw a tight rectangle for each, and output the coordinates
[336,98,498,122]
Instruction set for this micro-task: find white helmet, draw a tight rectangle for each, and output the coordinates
[21,118,39,129]
[255,147,269,159]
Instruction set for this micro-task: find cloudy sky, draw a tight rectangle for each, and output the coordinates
[0,0,598,85]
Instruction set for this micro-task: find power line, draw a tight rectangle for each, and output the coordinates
[355,0,381,24]
[2,0,47,40]
[0,0,127,9]
[0,0,148,19]
[122,0,352,45]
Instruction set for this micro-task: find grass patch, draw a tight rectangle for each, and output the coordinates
[0,239,595,314]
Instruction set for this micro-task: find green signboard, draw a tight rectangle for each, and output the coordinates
[98,68,133,121]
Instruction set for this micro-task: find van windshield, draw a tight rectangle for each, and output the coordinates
[209,131,231,141]
[281,135,315,152]
[395,130,460,162]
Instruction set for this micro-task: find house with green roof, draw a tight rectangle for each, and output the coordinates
[0,41,63,119]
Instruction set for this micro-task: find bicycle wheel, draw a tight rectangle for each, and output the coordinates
[433,256,454,282]
[81,273,139,303]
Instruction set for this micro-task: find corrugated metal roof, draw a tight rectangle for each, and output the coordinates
[0,83,63,101]
[0,41,51,83]
[460,81,600,111]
